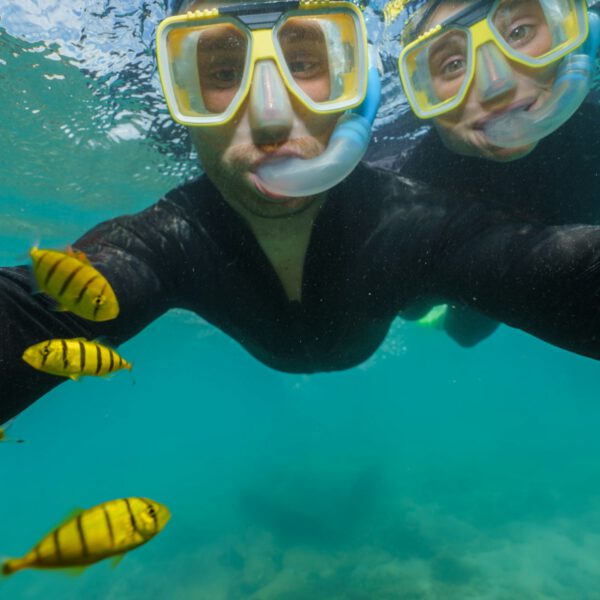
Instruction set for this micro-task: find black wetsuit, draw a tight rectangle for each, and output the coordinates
[365,103,600,344]
[3,164,600,421]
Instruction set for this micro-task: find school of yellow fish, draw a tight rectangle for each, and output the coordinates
[23,245,130,381]
[2,247,171,577]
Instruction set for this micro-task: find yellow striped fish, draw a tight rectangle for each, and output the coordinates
[22,338,132,380]
[2,497,170,576]
[30,246,119,321]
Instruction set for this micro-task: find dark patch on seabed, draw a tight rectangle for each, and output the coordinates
[239,465,383,549]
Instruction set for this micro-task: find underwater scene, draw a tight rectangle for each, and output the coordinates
[2,0,600,598]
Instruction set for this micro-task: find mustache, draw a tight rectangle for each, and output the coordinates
[226,136,327,171]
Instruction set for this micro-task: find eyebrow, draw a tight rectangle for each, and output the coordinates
[427,32,466,65]
[438,0,532,29]
[196,29,247,52]
[496,0,531,12]
[279,22,326,44]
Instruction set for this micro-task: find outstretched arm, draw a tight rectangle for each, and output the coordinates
[360,169,600,359]
[0,197,187,422]
[433,204,600,359]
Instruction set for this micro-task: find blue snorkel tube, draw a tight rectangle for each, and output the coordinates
[484,10,600,148]
[256,45,382,198]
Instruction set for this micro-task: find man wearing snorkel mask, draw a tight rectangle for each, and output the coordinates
[366,0,600,346]
[7,0,600,418]
[157,0,377,300]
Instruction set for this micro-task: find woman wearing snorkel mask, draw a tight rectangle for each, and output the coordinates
[366,0,600,346]
[377,0,600,161]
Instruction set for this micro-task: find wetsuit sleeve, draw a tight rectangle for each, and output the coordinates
[428,202,600,359]
[0,197,187,422]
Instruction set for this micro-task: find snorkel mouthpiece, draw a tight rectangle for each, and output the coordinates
[484,11,600,149]
[255,46,381,199]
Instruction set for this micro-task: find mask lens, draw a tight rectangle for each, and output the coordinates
[278,18,332,102]
[402,28,471,116]
[196,25,247,113]
[426,29,469,102]
[165,21,250,119]
[490,0,584,63]
[276,11,364,109]
[491,0,553,58]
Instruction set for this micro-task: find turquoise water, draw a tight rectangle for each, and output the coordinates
[3,2,600,599]
[4,316,600,598]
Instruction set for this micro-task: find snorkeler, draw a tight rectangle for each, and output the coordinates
[366,0,600,345]
[4,0,600,421]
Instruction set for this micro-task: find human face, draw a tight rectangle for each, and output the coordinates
[425,0,558,161]
[184,0,340,218]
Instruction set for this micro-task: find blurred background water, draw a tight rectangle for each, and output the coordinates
[2,1,600,599]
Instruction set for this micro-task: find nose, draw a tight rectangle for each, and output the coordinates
[248,60,294,148]
[475,42,516,103]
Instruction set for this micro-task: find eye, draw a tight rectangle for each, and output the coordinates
[507,24,534,45]
[289,60,313,73]
[93,295,105,305]
[40,347,50,356]
[212,68,239,83]
[199,65,243,90]
[147,505,156,517]
[441,57,466,77]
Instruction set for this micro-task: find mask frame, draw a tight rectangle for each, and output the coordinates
[156,0,368,126]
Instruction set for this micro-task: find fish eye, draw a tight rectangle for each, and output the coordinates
[93,295,105,305]
[40,347,50,356]
[147,505,156,517]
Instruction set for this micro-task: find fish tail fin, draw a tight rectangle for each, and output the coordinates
[2,557,26,577]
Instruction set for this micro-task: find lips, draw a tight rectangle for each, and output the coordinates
[249,150,306,202]
[473,98,536,130]
[250,172,290,201]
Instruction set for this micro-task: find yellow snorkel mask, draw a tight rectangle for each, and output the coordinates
[156,0,381,200]
[156,0,368,126]
[397,0,589,120]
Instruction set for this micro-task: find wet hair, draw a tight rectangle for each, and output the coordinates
[398,0,464,45]
[167,0,251,15]
[382,0,433,46]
